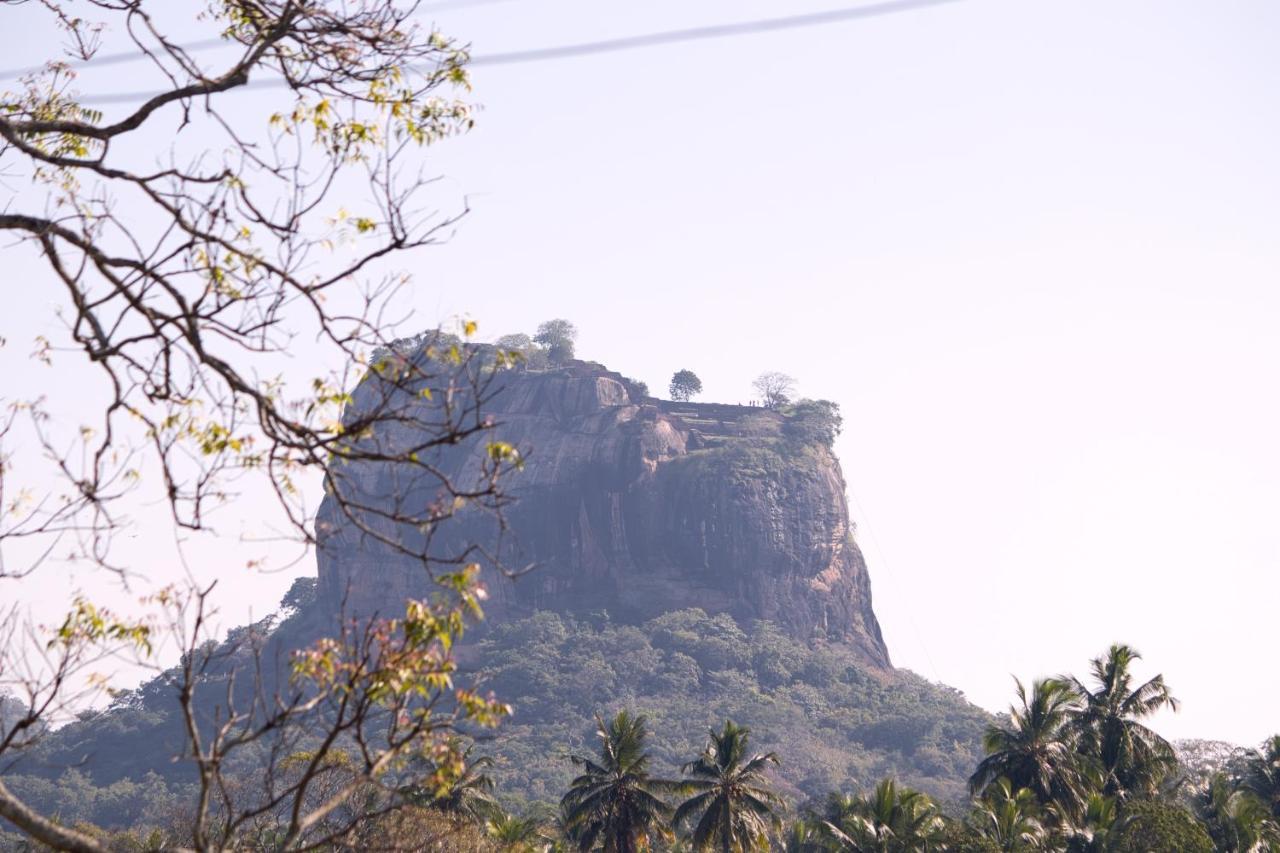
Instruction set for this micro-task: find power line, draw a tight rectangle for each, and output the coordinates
[467,0,961,66]
[0,0,516,80]
[60,0,961,106]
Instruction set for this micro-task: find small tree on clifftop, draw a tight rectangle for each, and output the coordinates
[535,318,578,365]
[669,369,703,402]
[495,332,548,369]
[753,371,796,410]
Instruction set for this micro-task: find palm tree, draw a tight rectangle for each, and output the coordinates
[1241,735,1280,820]
[487,810,548,851]
[969,678,1091,820]
[1065,644,1179,799]
[401,746,502,825]
[782,818,825,852]
[1195,772,1280,853]
[560,710,678,852]
[817,779,943,852]
[1061,793,1118,853]
[673,720,785,851]
[968,778,1048,852]
[536,803,579,853]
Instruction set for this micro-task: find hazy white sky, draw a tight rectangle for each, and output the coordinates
[3,0,1278,744]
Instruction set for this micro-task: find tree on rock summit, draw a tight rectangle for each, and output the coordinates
[669,369,703,402]
[535,319,578,365]
[753,371,796,409]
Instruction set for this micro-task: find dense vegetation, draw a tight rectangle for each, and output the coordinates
[669,370,704,402]
[4,604,1276,850]
[473,609,987,811]
[0,607,985,835]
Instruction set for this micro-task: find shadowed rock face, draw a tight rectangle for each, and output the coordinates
[316,360,891,669]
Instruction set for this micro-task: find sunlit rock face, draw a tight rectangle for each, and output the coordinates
[315,357,891,669]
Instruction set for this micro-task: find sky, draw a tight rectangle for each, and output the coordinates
[2,0,1279,744]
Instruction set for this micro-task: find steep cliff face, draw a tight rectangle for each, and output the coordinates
[315,360,891,669]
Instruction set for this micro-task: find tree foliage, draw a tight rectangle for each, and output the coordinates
[1065,644,1179,800]
[673,720,784,851]
[966,778,1047,852]
[1242,735,1280,821]
[670,370,704,402]
[753,373,796,410]
[534,319,579,366]
[1108,800,1213,853]
[472,609,990,811]
[560,710,678,852]
[782,400,843,447]
[5,619,1280,850]
[969,679,1091,820]
[816,778,944,852]
[0,2,523,849]
[0,0,491,578]
[1196,771,1280,852]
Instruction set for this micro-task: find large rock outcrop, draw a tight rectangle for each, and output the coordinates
[315,358,891,669]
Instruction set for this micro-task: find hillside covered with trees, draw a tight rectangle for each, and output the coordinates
[4,622,1278,850]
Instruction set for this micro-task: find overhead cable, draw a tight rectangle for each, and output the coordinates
[63,0,962,106]
[0,0,516,80]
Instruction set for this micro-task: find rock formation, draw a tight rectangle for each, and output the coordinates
[315,356,891,669]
